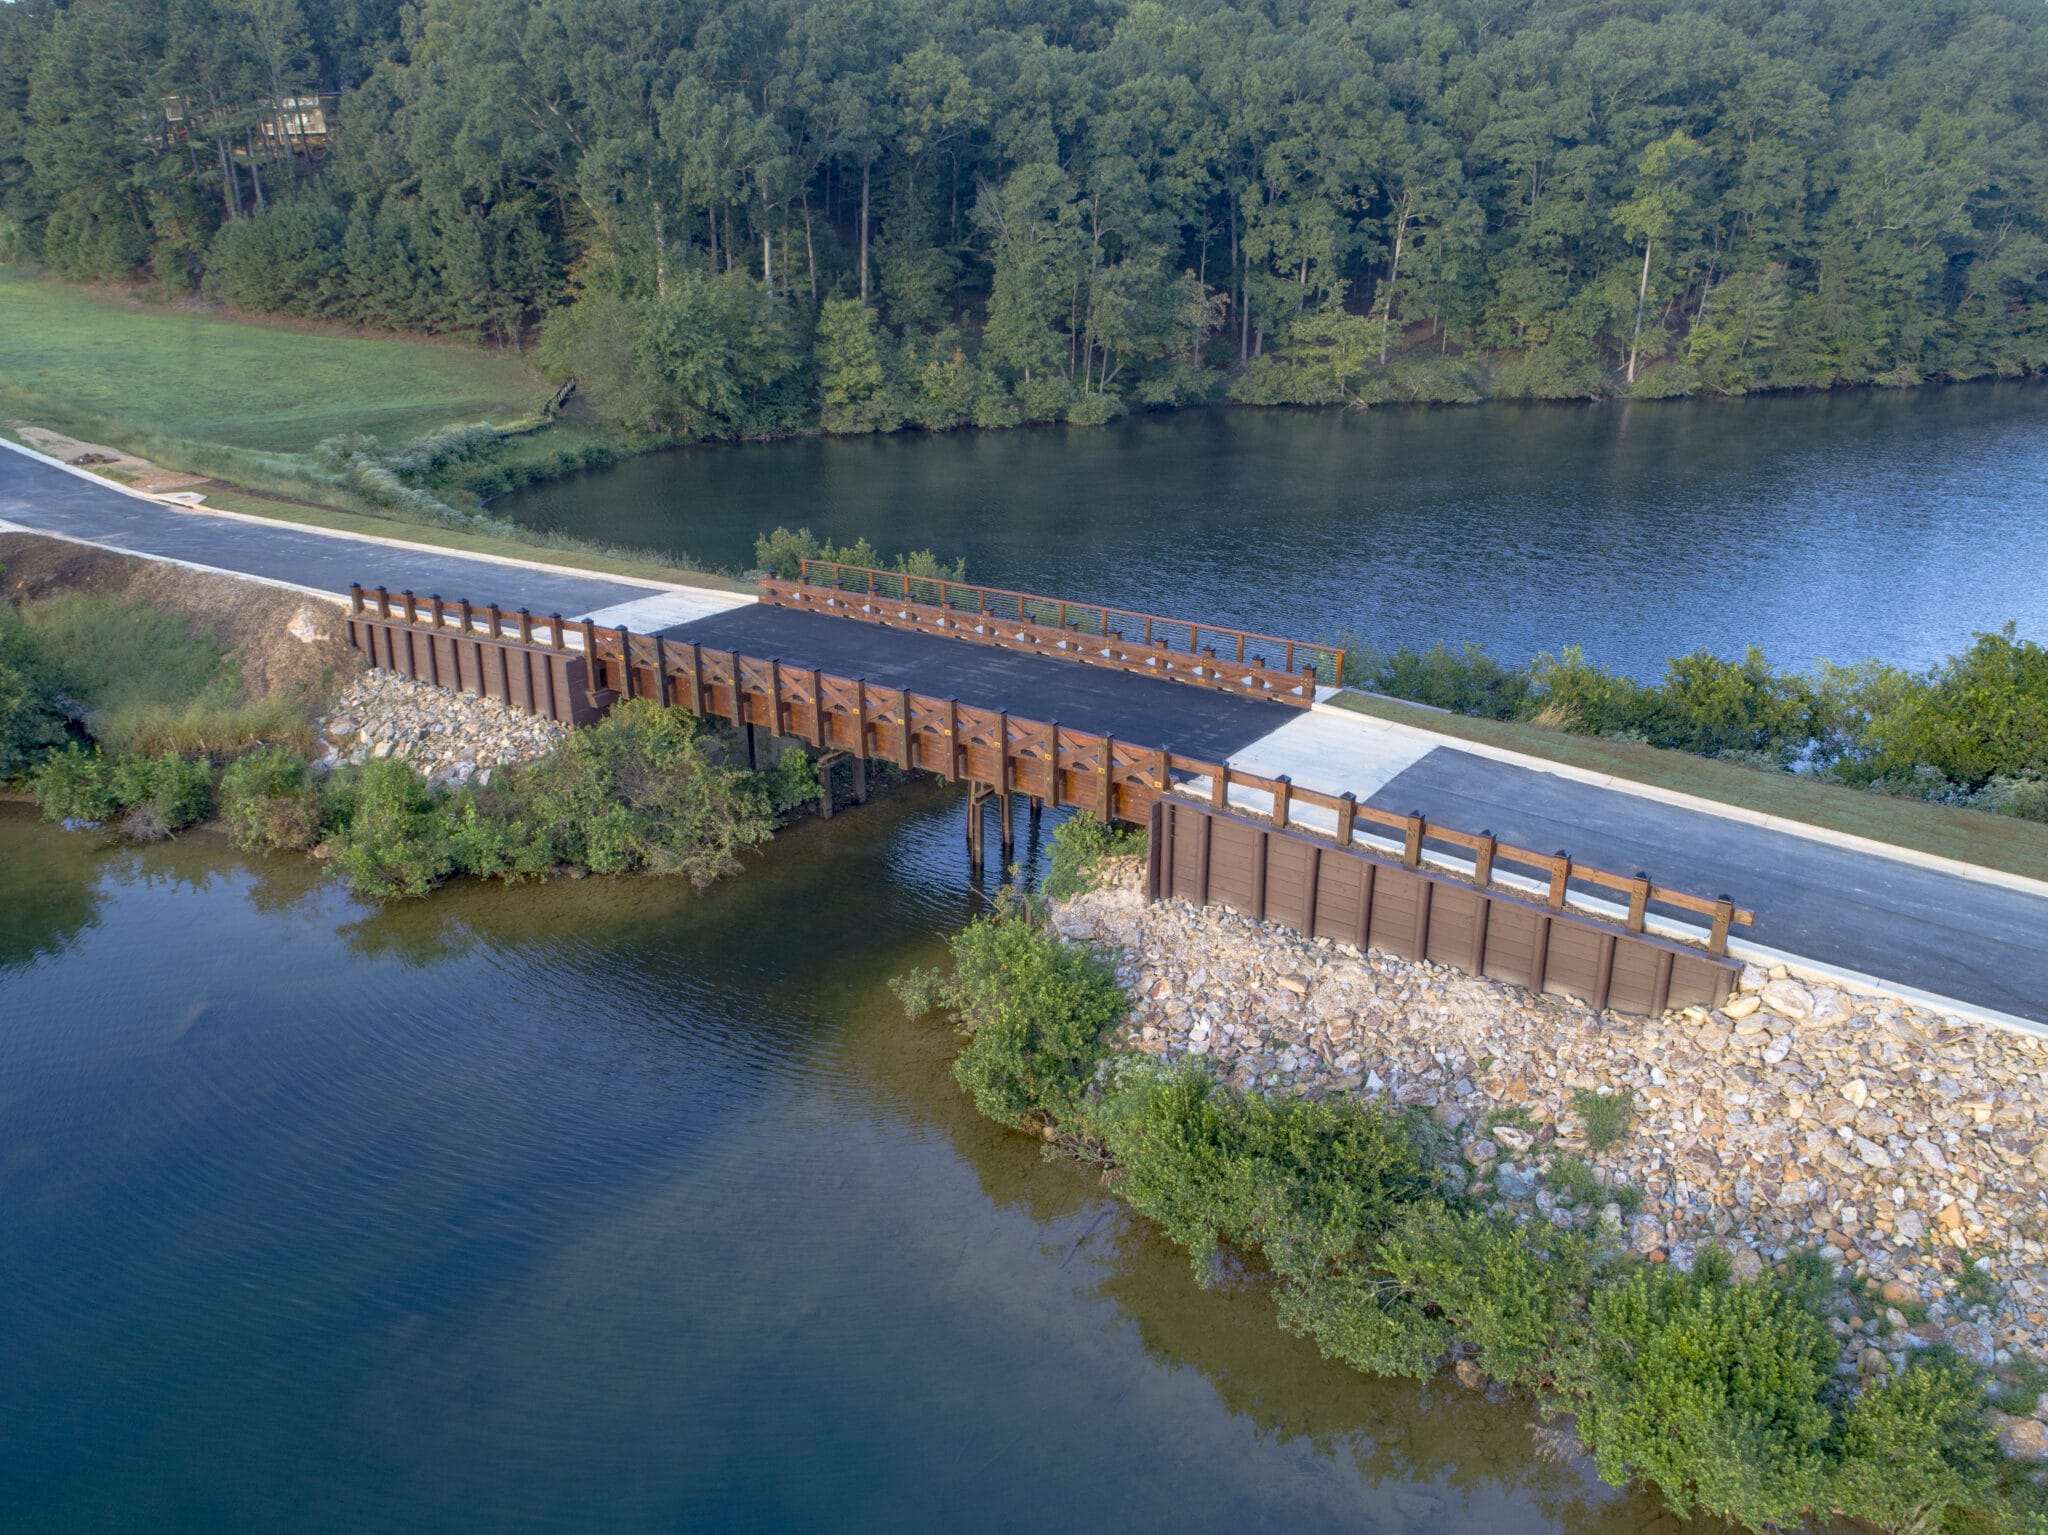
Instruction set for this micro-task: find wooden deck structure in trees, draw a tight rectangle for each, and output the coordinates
[343,583,1754,1006]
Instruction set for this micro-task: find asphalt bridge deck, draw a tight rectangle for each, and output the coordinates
[658,604,1293,765]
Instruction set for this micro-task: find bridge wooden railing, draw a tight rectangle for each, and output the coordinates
[344,585,1753,955]
[765,561,1343,707]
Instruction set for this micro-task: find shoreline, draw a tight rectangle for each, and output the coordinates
[1049,857,2048,1384]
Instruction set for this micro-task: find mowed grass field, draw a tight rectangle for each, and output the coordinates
[0,267,546,453]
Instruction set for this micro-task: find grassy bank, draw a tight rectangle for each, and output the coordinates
[0,267,725,583]
[896,823,2048,1535]
[0,560,812,894]
[0,268,541,452]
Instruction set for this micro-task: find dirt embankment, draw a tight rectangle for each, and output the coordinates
[0,531,364,703]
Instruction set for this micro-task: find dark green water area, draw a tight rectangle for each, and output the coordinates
[502,385,2048,678]
[0,795,1708,1534]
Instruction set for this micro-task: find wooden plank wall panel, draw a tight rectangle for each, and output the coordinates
[1608,942,1670,1017]
[1145,800,1738,1018]
[1368,869,1425,960]
[1424,885,1484,972]
[1669,952,1731,1010]
[1206,818,1260,913]
[1263,837,1314,932]
[1543,924,1610,1008]
[1481,907,1545,993]
[1311,854,1363,945]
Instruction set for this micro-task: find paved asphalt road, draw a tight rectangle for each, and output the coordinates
[664,605,1294,764]
[9,442,2043,1022]
[1370,747,2048,1024]
[0,444,655,617]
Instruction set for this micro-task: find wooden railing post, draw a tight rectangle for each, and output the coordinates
[615,626,634,700]
[518,609,534,644]
[1100,734,1115,821]
[1210,765,1228,811]
[376,587,393,620]
[1548,853,1571,910]
[1336,792,1357,847]
[549,613,565,649]
[1271,775,1291,829]
[1474,831,1496,887]
[1626,873,1651,934]
[1710,897,1735,956]
[349,583,365,615]
[1402,812,1424,868]
[457,597,472,634]
[431,595,446,629]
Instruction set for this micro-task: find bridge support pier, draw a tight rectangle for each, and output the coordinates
[965,784,1017,870]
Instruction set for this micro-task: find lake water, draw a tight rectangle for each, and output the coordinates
[0,800,1698,1534]
[501,386,2048,679]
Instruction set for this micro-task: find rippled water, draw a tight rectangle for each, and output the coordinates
[0,799,1701,1534]
[501,385,2048,678]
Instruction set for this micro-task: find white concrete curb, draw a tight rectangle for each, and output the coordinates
[1313,692,2048,903]
[0,435,755,607]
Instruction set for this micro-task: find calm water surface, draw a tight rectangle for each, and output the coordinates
[502,386,2048,677]
[0,799,1697,1534]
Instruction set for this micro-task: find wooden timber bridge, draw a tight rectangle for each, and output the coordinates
[344,561,1753,1016]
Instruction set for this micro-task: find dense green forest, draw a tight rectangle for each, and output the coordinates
[3,0,2045,437]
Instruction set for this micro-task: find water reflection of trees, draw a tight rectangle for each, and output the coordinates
[0,818,102,968]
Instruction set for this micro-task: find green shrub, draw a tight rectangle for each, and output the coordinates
[1859,624,2048,788]
[32,743,119,824]
[328,757,455,899]
[219,747,323,853]
[1090,1063,1448,1374]
[1377,1202,1596,1392]
[1573,1087,1636,1151]
[498,700,774,881]
[1044,811,1146,900]
[1528,646,1649,737]
[896,892,1125,1125]
[1831,1355,2004,1534]
[1649,647,1820,760]
[753,526,966,584]
[107,751,214,836]
[0,603,70,783]
[1581,1254,1837,1528]
[1346,641,1535,720]
[760,747,822,816]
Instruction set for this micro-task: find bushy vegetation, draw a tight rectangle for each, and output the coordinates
[894,888,1127,1126]
[0,599,70,780]
[3,583,802,895]
[1340,626,2048,821]
[753,526,967,586]
[1041,811,1146,902]
[7,0,2045,443]
[899,900,2037,1534]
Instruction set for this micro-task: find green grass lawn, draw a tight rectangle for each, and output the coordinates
[0,267,545,453]
[1329,690,2048,883]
